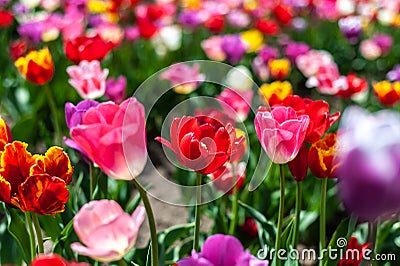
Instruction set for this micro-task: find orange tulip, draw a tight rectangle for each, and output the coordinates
[0,117,12,152]
[14,47,54,85]
[373,80,400,106]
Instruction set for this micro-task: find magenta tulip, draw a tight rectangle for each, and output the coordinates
[70,98,147,180]
[255,106,309,164]
[217,88,253,122]
[71,200,145,262]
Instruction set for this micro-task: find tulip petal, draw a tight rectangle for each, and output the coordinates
[0,175,11,203]
[70,242,122,263]
[201,234,244,265]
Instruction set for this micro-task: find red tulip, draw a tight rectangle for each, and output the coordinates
[31,254,90,266]
[0,10,13,28]
[64,35,113,64]
[280,95,340,143]
[308,133,338,178]
[209,162,245,194]
[240,217,258,238]
[338,237,371,266]
[9,39,28,62]
[336,74,368,99]
[204,14,225,33]
[288,144,308,181]
[255,19,280,35]
[156,116,239,174]
[137,18,158,39]
[273,4,292,25]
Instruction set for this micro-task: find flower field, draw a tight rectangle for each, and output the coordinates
[1,0,400,265]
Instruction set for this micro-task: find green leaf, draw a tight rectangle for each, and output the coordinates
[0,223,23,265]
[38,215,62,242]
[322,217,355,266]
[3,205,31,263]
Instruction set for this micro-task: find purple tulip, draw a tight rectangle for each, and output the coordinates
[283,41,310,63]
[178,11,202,29]
[227,10,250,29]
[258,46,279,63]
[221,35,246,65]
[177,234,268,266]
[338,16,363,44]
[337,107,400,221]
[372,33,393,55]
[387,65,400,81]
[17,21,45,43]
[105,76,127,103]
[64,100,99,156]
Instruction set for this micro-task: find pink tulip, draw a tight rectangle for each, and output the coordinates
[71,200,145,262]
[105,76,127,103]
[70,98,147,180]
[160,63,205,94]
[255,106,310,164]
[67,60,109,99]
[217,88,253,122]
[201,36,226,61]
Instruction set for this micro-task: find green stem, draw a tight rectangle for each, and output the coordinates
[367,221,378,254]
[193,173,202,251]
[89,163,97,200]
[31,213,44,254]
[320,178,328,263]
[275,164,286,266]
[132,178,158,266]
[44,84,62,146]
[25,212,36,260]
[292,181,302,249]
[228,163,238,235]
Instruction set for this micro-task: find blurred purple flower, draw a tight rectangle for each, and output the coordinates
[337,107,400,221]
[177,234,268,266]
[105,76,127,103]
[64,100,99,156]
[221,35,246,65]
[258,46,279,63]
[227,10,250,28]
[178,11,202,29]
[17,21,45,43]
[372,33,393,55]
[338,16,362,44]
[125,26,140,41]
[13,3,29,15]
[284,42,310,63]
[387,65,400,81]
[0,0,10,7]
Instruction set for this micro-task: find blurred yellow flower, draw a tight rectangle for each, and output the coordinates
[259,81,292,106]
[268,58,291,80]
[241,29,263,53]
[87,0,112,13]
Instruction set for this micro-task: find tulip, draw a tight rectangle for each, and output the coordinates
[177,234,268,266]
[221,34,246,65]
[387,65,400,82]
[338,16,363,44]
[308,133,338,179]
[372,33,393,55]
[338,237,371,266]
[0,116,12,152]
[14,48,54,85]
[105,76,127,103]
[9,39,28,61]
[281,95,340,143]
[337,107,400,221]
[156,116,240,174]
[296,50,334,78]
[288,144,308,182]
[71,200,145,263]
[360,40,381,60]
[373,80,400,106]
[204,14,225,33]
[0,141,72,215]
[209,162,246,194]
[273,4,292,25]
[216,88,253,122]
[255,106,309,164]
[336,74,368,99]
[259,81,292,106]
[201,36,226,61]
[283,42,310,63]
[268,59,291,80]
[224,65,253,92]
[64,34,113,64]
[240,29,264,53]
[71,98,147,180]
[240,217,258,238]
[31,254,90,266]
[160,63,205,94]
[67,60,109,99]
[0,10,13,27]
[255,18,280,35]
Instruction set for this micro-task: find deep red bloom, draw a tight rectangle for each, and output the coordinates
[280,95,340,143]
[0,10,13,28]
[156,116,238,174]
[147,4,165,20]
[255,19,280,35]
[336,74,368,98]
[273,4,292,25]
[338,237,371,266]
[31,254,90,266]
[240,217,258,238]
[137,18,158,38]
[308,133,338,178]
[210,162,245,194]
[204,15,225,33]
[9,39,28,61]
[0,117,12,152]
[64,35,113,64]
[288,144,308,182]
